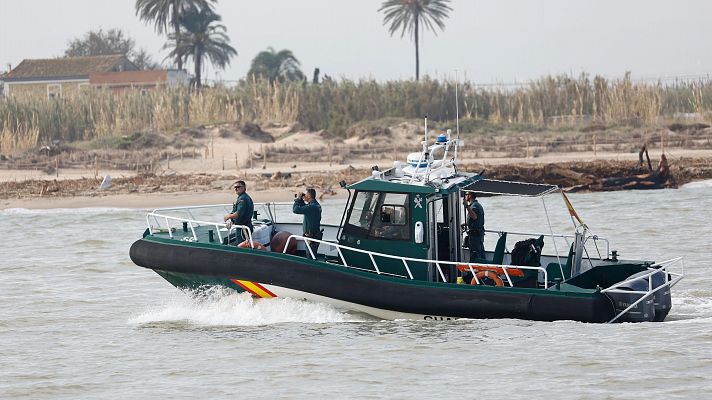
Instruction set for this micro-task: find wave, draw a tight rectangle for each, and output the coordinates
[0,207,142,216]
[128,287,369,327]
[681,179,712,190]
[664,294,712,322]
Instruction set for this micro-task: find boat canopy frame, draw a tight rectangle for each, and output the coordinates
[460,178,559,197]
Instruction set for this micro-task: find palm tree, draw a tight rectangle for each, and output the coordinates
[379,0,452,80]
[164,6,237,88]
[247,47,304,83]
[135,0,215,70]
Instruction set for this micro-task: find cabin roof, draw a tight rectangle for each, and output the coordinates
[461,179,559,197]
[347,177,437,194]
[347,168,483,195]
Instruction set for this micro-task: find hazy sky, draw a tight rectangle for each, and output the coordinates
[1,0,711,84]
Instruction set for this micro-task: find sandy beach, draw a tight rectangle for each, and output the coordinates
[2,131,711,210]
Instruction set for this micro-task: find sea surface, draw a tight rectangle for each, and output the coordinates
[2,183,712,399]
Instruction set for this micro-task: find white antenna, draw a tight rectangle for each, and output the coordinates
[454,70,461,161]
[424,115,428,146]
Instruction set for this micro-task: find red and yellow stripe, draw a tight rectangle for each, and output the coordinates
[231,279,277,298]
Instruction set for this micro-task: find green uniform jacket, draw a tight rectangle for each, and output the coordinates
[231,192,254,230]
[293,198,322,236]
[467,199,485,236]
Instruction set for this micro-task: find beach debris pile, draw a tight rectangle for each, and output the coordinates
[2,157,711,200]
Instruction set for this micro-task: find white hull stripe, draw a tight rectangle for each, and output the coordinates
[261,283,458,321]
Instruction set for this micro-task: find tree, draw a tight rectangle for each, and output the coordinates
[64,28,159,70]
[164,6,237,88]
[379,0,452,81]
[247,47,304,83]
[135,0,215,70]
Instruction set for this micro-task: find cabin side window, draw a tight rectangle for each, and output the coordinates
[369,193,410,240]
[345,191,381,235]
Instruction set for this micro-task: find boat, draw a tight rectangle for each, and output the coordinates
[130,124,684,323]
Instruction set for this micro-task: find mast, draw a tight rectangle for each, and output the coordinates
[454,72,461,162]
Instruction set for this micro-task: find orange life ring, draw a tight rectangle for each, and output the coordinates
[457,264,524,277]
[237,240,266,250]
[471,270,504,287]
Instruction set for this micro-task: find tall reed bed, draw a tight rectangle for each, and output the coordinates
[1,74,711,153]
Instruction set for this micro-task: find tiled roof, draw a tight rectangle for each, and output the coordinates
[90,70,168,85]
[6,55,137,79]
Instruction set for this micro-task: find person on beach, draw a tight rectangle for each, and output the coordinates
[224,180,254,243]
[464,191,485,261]
[293,187,322,257]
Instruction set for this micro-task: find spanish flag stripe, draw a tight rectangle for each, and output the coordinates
[230,279,276,298]
[561,191,585,226]
[248,281,277,298]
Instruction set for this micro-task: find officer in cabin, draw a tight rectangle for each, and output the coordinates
[224,180,254,243]
[464,191,486,261]
[293,187,322,257]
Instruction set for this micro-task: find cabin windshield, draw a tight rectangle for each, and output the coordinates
[344,191,411,240]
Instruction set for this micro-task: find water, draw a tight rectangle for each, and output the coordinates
[2,184,712,399]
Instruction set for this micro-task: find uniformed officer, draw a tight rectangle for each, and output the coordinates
[464,191,485,261]
[293,187,322,257]
[224,180,254,243]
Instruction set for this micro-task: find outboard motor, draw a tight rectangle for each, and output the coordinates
[650,269,672,322]
[608,270,657,322]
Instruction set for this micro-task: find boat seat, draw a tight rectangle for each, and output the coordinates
[468,233,507,265]
[492,232,508,265]
[546,243,574,282]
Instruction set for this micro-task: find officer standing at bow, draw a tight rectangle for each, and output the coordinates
[293,187,322,257]
[224,180,254,243]
[464,191,486,261]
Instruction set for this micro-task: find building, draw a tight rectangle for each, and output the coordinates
[0,72,6,97]
[3,55,138,99]
[90,69,188,94]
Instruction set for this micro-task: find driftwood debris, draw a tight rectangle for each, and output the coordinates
[568,150,676,192]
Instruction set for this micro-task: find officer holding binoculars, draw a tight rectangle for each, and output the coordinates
[293,187,322,257]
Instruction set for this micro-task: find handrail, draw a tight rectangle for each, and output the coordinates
[152,202,282,223]
[601,257,684,323]
[146,212,254,245]
[601,257,684,294]
[485,229,611,259]
[283,234,547,287]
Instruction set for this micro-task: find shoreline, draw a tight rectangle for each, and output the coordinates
[2,150,712,210]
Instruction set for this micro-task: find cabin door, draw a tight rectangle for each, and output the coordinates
[427,193,463,282]
[447,191,463,262]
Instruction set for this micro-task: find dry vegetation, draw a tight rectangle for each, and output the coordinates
[2,73,712,155]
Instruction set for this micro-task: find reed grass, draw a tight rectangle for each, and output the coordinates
[1,73,711,154]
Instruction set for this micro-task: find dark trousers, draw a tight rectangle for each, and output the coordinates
[468,234,485,262]
[235,226,253,244]
[304,232,321,258]
[307,241,320,258]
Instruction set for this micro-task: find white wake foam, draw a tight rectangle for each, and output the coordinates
[681,179,712,190]
[128,287,368,326]
[668,294,712,321]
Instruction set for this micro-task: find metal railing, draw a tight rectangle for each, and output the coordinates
[486,229,611,259]
[151,203,277,223]
[601,257,685,323]
[146,211,254,245]
[283,234,548,287]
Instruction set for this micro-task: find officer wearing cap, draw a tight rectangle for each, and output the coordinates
[224,180,254,243]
